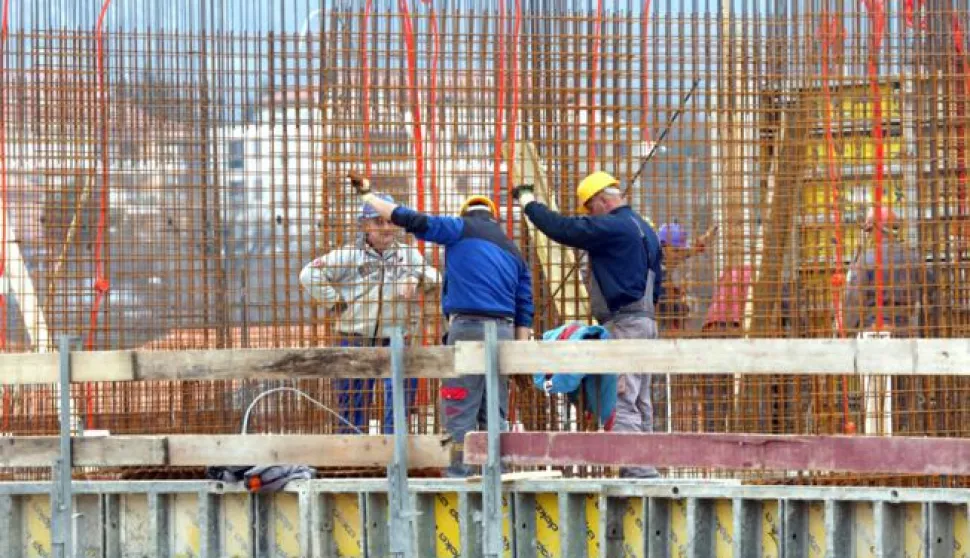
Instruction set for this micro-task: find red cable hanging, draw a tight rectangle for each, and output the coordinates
[400,0,425,217]
[863,0,886,331]
[587,0,604,169]
[0,0,10,352]
[361,0,374,179]
[90,0,114,352]
[0,0,9,430]
[640,0,652,142]
[493,0,506,220]
[505,0,522,236]
[820,13,852,433]
[952,16,968,226]
[422,0,439,249]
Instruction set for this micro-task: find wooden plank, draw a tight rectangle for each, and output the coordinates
[0,436,168,467]
[463,432,970,475]
[165,434,451,468]
[0,345,457,385]
[0,339,969,385]
[454,338,970,376]
[504,142,591,322]
[0,435,451,468]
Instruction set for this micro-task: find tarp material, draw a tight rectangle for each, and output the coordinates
[532,322,618,430]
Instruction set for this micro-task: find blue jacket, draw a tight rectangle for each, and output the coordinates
[523,202,663,309]
[391,207,534,327]
[532,322,617,428]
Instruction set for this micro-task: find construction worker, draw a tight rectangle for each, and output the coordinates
[843,206,934,338]
[513,171,662,479]
[656,221,718,331]
[843,206,935,434]
[347,174,534,477]
[299,192,440,434]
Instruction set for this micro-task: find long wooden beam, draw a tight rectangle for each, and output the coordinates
[0,339,969,385]
[464,432,970,475]
[0,435,452,468]
[0,345,456,384]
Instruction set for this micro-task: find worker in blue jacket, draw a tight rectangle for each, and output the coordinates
[349,173,534,477]
[513,171,662,478]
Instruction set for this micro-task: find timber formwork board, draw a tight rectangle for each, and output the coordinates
[0,479,968,557]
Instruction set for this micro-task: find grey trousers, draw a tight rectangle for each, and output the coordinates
[605,315,659,478]
[441,316,514,477]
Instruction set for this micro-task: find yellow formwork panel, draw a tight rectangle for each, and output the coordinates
[955,504,970,558]
[172,493,200,558]
[670,498,688,557]
[904,503,924,557]
[333,493,363,558]
[273,493,301,558]
[434,492,460,557]
[223,493,251,558]
[534,492,559,557]
[120,494,151,556]
[713,500,733,556]
[586,494,600,557]
[763,501,781,558]
[622,498,645,558]
[854,502,876,558]
[808,502,826,558]
[24,495,52,558]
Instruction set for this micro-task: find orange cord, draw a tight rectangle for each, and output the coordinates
[504,0,522,237]
[0,0,9,429]
[588,0,604,169]
[953,16,968,224]
[493,0,506,222]
[361,0,374,179]
[864,0,886,332]
[820,14,852,433]
[0,0,9,352]
[640,0,652,142]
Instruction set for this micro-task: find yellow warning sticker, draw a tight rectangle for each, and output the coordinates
[762,500,781,558]
[622,498,646,558]
[333,494,363,558]
[713,499,733,557]
[670,499,688,558]
[954,504,969,558]
[854,502,876,558]
[535,492,560,557]
[273,493,301,558]
[586,495,601,557]
[223,493,251,558]
[24,494,52,558]
[904,503,924,557]
[808,501,826,558]
[434,492,461,557]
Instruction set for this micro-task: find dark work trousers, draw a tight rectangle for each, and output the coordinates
[440,316,514,477]
[335,335,418,434]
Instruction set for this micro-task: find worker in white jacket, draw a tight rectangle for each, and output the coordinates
[299,193,440,433]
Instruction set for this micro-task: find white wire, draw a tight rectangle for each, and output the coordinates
[241,386,364,435]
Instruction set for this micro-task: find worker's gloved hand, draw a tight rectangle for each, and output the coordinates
[347,173,372,196]
[512,184,536,206]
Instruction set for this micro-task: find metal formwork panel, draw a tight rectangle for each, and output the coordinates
[0,480,968,557]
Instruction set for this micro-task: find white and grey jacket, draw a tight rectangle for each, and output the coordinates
[299,236,441,339]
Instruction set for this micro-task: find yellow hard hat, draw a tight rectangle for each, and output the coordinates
[459,195,497,217]
[576,171,620,214]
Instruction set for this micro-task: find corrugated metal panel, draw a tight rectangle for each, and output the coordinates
[0,479,968,557]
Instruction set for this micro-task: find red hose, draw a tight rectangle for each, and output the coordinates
[400,0,425,217]
[820,14,852,432]
[588,0,603,169]
[361,0,374,179]
[0,0,9,428]
[90,0,113,353]
[493,0,506,221]
[505,0,522,236]
[864,0,886,331]
[953,16,968,222]
[640,0,652,141]
[0,0,9,352]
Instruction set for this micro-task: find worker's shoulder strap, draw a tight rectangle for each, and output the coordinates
[626,214,656,268]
